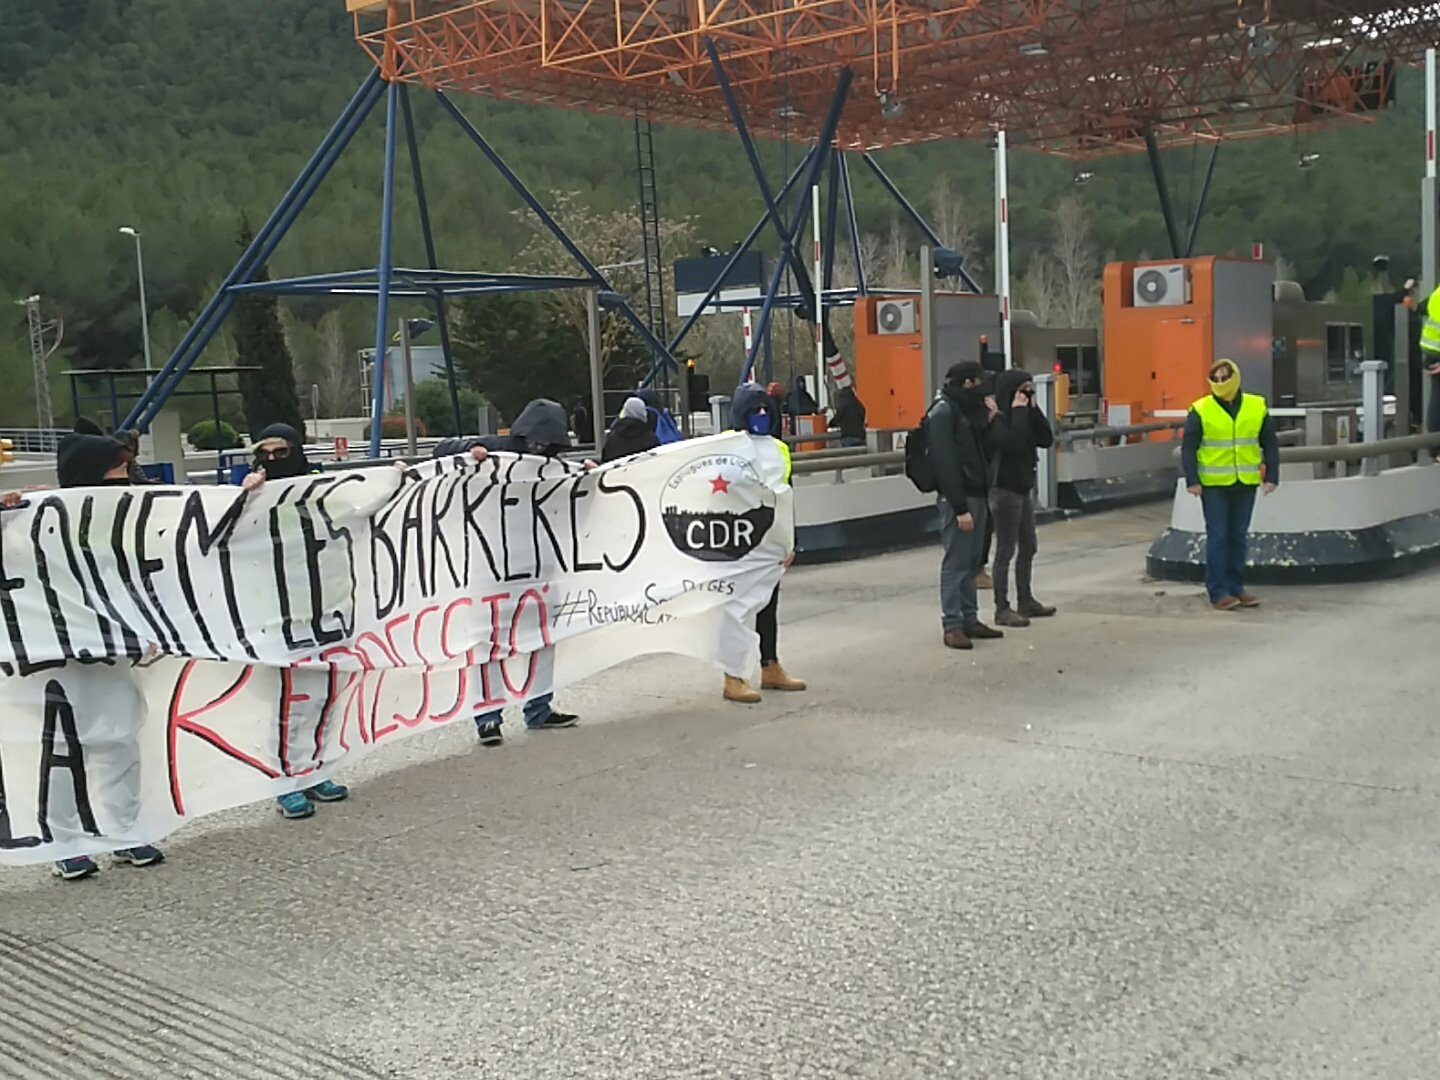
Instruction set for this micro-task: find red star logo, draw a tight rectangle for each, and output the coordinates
[710,473,732,495]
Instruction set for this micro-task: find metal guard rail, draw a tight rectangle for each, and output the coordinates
[791,450,903,475]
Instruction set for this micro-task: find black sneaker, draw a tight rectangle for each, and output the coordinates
[477,721,505,747]
[532,711,579,731]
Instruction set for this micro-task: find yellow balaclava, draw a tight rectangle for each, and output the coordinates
[1208,361,1241,402]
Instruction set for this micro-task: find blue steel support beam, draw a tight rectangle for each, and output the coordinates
[839,152,867,296]
[1184,141,1220,259]
[400,84,463,434]
[1143,127,1185,259]
[823,150,842,293]
[858,152,982,294]
[367,80,401,459]
[434,91,676,370]
[742,69,853,382]
[664,146,816,355]
[125,70,383,429]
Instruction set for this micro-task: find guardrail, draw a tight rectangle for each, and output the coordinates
[0,428,68,454]
[792,451,902,475]
[1059,420,1184,444]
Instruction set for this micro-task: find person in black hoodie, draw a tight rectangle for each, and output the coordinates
[828,386,867,447]
[928,362,1003,650]
[432,399,582,745]
[985,369,1057,628]
[601,396,661,463]
[45,433,168,880]
[239,424,355,820]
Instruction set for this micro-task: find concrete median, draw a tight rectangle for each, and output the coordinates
[1146,465,1440,583]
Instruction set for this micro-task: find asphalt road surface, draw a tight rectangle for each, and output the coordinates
[2,504,1436,1079]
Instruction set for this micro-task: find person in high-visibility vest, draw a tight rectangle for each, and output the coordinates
[1181,360,1279,612]
[1422,283,1440,455]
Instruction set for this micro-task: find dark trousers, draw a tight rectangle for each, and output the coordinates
[1427,372,1440,439]
[757,586,780,665]
[980,506,994,566]
[988,489,1037,613]
[1200,484,1257,603]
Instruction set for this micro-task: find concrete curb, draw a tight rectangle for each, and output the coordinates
[1146,507,1440,584]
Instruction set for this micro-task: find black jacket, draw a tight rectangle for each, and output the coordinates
[601,418,660,463]
[928,384,992,509]
[829,388,867,443]
[1181,395,1280,489]
[986,369,1054,494]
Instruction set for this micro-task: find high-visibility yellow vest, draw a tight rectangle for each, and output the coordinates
[775,437,792,484]
[1422,285,1440,357]
[1192,393,1266,487]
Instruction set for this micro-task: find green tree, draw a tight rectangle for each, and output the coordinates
[397,379,486,437]
[451,292,588,424]
[232,220,304,437]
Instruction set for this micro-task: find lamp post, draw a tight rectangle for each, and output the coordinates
[118,226,153,376]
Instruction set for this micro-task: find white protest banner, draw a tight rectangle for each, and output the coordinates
[0,432,791,864]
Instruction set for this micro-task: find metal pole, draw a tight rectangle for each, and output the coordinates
[587,289,605,452]
[812,184,827,411]
[130,231,154,375]
[839,153,867,295]
[1142,127,1184,259]
[996,129,1013,368]
[1425,48,1438,299]
[400,84,463,435]
[1361,359,1385,475]
[367,81,401,460]
[399,317,418,456]
[1183,142,1220,258]
[1034,373,1059,509]
[920,246,937,406]
[1394,303,1412,434]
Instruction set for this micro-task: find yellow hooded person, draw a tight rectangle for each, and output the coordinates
[1182,359,1278,612]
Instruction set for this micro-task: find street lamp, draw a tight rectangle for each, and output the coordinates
[118,226,153,375]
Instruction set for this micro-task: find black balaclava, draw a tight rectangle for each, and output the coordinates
[56,434,129,489]
[945,361,992,418]
[253,423,309,479]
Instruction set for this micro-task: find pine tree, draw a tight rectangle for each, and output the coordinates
[232,219,304,438]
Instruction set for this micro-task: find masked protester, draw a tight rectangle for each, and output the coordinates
[928,362,1003,649]
[722,384,805,704]
[602,396,661,463]
[828,386,867,447]
[432,399,582,746]
[984,369,1057,628]
[240,424,353,819]
[46,434,167,879]
[1181,360,1280,611]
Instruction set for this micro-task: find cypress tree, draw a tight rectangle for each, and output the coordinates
[232,218,304,439]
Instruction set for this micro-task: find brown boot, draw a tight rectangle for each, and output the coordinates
[975,568,993,590]
[760,662,806,691]
[1236,592,1260,608]
[1212,597,1241,612]
[723,676,762,703]
[995,608,1030,628]
[943,629,973,650]
[964,622,1004,640]
[1018,598,1057,618]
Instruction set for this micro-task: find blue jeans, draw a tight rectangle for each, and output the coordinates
[475,694,553,732]
[1200,484,1257,602]
[938,496,988,631]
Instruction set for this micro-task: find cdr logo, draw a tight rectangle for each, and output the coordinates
[659,453,775,562]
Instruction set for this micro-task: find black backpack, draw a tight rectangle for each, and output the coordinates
[904,399,952,494]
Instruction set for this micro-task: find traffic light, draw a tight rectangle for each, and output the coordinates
[685,360,710,406]
[0,439,13,466]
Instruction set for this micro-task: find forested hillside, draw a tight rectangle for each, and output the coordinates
[0,0,1427,428]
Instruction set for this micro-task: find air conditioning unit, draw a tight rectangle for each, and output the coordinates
[876,298,917,335]
[1132,264,1189,308]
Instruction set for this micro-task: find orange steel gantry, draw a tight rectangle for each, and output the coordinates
[350,1,1440,152]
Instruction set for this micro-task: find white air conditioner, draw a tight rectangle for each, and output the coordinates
[1132,264,1189,308]
[876,298,917,335]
